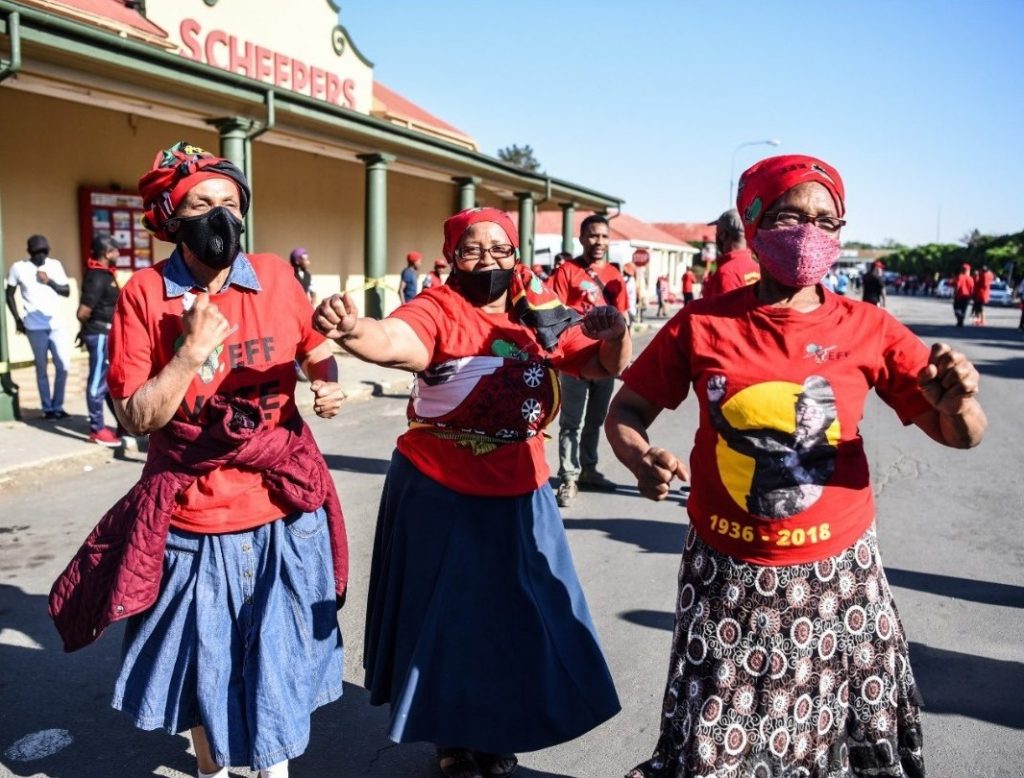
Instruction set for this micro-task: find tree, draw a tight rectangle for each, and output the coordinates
[497,144,542,173]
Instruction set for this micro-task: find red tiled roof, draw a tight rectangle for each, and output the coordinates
[517,210,695,249]
[29,0,168,39]
[372,82,476,150]
[653,223,715,244]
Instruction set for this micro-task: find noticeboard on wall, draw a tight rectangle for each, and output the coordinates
[78,187,155,274]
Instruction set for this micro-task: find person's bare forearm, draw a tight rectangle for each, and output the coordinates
[114,350,204,435]
[605,401,653,474]
[302,343,338,383]
[334,318,424,371]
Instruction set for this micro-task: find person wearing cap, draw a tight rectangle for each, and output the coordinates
[606,154,987,777]
[289,247,316,306]
[313,206,624,778]
[52,142,349,778]
[700,208,760,300]
[550,214,630,506]
[399,251,422,303]
[76,234,124,446]
[952,262,974,327]
[862,260,887,306]
[5,234,72,419]
[421,257,449,291]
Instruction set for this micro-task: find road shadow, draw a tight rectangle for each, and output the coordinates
[561,517,688,555]
[619,609,675,632]
[0,583,197,777]
[886,567,1024,608]
[360,380,411,400]
[908,321,1024,346]
[910,641,1024,730]
[322,453,392,475]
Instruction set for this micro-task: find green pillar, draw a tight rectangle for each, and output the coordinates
[209,117,255,252]
[453,176,480,211]
[0,193,21,421]
[516,192,535,266]
[358,153,395,319]
[560,202,576,255]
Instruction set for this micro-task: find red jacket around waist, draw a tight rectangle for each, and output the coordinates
[48,396,348,652]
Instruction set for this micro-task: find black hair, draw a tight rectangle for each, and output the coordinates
[91,234,118,259]
[579,214,609,236]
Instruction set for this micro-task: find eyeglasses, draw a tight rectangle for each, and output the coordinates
[765,210,846,233]
[457,244,516,261]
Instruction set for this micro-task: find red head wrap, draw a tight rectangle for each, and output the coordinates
[138,141,250,242]
[442,207,519,261]
[736,154,845,244]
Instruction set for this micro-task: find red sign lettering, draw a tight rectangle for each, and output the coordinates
[178,19,356,109]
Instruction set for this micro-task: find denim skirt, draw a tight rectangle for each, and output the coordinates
[364,450,621,753]
[112,508,344,770]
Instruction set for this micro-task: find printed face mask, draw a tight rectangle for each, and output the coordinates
[171,207,244,271]
[454,266,514,306]
[752,223,841,288]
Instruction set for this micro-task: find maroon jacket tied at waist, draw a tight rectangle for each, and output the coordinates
[48,396,348,652]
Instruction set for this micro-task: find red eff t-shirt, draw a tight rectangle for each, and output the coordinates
[623,286,933,565]
[392,285,599,496]
[108,253,325,532]
[550,259,629,314]
[701,249,761,300]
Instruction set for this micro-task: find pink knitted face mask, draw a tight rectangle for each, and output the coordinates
[752,223,841,288]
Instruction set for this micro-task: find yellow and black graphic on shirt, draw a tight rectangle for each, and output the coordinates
[707,375,841,520]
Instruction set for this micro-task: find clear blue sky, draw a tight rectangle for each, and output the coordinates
[340,0,1023,247]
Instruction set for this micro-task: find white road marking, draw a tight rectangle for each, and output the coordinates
[4,729,73,762]
[0,628,43,650]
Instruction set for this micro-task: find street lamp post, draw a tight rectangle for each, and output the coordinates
[729,139,781,207]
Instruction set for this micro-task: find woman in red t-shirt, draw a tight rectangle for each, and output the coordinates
[606,155,987,778]
[314,207,628,778]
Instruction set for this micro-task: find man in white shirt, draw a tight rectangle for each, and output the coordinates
[5,234,72,418]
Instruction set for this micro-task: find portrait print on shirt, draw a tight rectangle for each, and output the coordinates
[707,373,839,519]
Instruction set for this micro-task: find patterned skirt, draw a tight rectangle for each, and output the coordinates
[628,526,925,778]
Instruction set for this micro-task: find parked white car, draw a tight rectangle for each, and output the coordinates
[935,279,954,298]
[988,280,1013,306]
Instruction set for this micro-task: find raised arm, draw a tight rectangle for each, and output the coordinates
[605,384,689,501]
[113,292,232,435]
[313,293,430,373]
[912,342,986,448]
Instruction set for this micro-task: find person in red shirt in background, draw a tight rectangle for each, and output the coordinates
[953,262,975,327]
[605,154,986,778]
[680,265,697,304]
[421,257,449,291]
[971,264,994,325]
[313,207,624,777]
[700,208,761,300]
[102,142,348,778]
[550,213,630,506]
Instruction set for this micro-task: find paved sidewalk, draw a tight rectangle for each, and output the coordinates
[0,349,411,486]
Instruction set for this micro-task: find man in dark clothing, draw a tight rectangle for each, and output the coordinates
[290,247,316,305]
[77,235,124,446]
[862,261,886,306]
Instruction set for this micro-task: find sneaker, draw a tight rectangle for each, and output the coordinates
[578,469,617,492]
[89,427,123,447]
[556,479,578,508]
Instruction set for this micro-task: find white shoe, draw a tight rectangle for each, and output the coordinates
[259,761,289,778]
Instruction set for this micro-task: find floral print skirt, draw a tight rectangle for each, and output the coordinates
[628,525,925,778]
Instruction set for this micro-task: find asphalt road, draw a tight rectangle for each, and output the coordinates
[1,294,1021,778]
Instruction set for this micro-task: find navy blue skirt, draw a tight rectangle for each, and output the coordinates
[364,450,620,753]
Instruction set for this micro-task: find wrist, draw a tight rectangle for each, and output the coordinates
[175,341,207,370]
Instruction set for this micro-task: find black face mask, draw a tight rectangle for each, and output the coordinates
[454,266,514,306]
[171,207,244,270]
[29,252,47,267]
